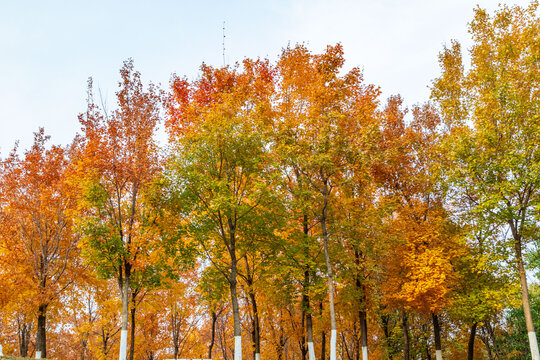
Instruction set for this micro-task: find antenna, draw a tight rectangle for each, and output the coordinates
[222,21,226,66]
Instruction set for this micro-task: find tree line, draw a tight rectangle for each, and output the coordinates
[1,3,540,360]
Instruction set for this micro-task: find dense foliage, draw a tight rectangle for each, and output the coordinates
[1,3,540,360]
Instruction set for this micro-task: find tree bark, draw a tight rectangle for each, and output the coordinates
[359,311,368,360]
[301,309,307,360]
[248,289,261,360]
[401,311,410,360]
[18,320,31,357]
[484,320,501,360]
[320,183,336,360]
[467,322,477,360]
[128,291,137,360]
[36,303,48,359]
[209,310,217,359]
[514,236,540,360]
[118,266,130,360]
[303,214,316,360]
[478,330,493,360]
[229,225,242,360]
[355,250,368,360]
[432,313,442,360]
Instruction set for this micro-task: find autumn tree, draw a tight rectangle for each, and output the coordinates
[0,129,81,359]
[165,59,279,360]
[274,43,380,360]
[432,3,540,359]
[375,97,463,360]
[73,60,162,360]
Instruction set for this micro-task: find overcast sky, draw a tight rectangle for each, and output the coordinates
[0,0,534,153]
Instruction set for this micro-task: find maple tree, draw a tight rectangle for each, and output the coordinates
[3,5,540,356]
[165,58,279,360]
[432,2,540,359]
[73,59,163,360]
[0,129,81,359]
[274,43,380,360]
[374,97,465,360]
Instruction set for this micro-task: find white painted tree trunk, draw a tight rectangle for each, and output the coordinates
[528,332,540,360]
[255,353,260,360]
[435,349,443,360]
[308,341,315,360]
[119,329,128,360]
[118,272,130,360]
[362,346,368,360]
[0,344,3,356]
[35,350,42,359]
[234,335,242,360]
[330,329,337,360]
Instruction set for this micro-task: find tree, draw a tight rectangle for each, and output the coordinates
[275,44,380,360]
[73,60,162,360]
[432,3,540,359]
[375,98,463,360]
[0,129,80,359]
[165,58,279,360]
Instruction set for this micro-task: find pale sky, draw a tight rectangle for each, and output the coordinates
[0,0,534,153]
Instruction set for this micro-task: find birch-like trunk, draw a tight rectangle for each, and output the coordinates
[514,237,540,360]
[307,311,316,360]
[320,191,336,360]
[355,249,368,360]
[359,311,368,360]
[118,273,130,360]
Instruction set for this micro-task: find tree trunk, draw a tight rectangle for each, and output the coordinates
[229,227,242,360]
[359,311,368,360]
[320,187,336,360]
[307,311,315,360]
[129,292,137,360]
[101,327,110,356]
[514,237,540,360]
[354,249,368,360]
[426,345,432,360]
[119,269,130,360]
[248,290,261,360]
[478,331,493,360]
[36,303,47,359]
[380,313,393,360]
[467,322,477,360]
[484,320,501,360]
[209,310,217,359]
[18,320,31,357]
[303,215,316,360]
[432,313,442,360]
[301,310,307,360]
[401,311,410,360]
[172,308,180,360]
